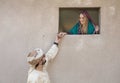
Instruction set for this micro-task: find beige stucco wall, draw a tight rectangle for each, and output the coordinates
[0,0,120,83]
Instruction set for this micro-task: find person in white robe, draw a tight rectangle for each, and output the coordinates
[27,32,66,83]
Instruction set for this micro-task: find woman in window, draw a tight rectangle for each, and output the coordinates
[68,10,99,34]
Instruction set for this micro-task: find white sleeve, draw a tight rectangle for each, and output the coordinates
[45,44,58,61]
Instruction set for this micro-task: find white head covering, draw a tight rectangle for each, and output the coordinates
[27,48,44,65]
[34,48,44,59]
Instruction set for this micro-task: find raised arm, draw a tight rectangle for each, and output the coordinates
[45,32,66,61]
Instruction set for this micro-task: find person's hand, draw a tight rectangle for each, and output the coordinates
[58,32,66,38]
[55,32,66,43]
[95,25,99,33]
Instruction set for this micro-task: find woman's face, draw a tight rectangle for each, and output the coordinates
[79,13,87,25]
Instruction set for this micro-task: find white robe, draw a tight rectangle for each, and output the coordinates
[27,44,58,83]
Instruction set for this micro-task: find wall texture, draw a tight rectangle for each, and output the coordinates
[0,0,120,83]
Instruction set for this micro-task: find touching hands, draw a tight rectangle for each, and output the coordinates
[55,32,66,43]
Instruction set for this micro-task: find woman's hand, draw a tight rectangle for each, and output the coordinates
[95,25,99,33]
